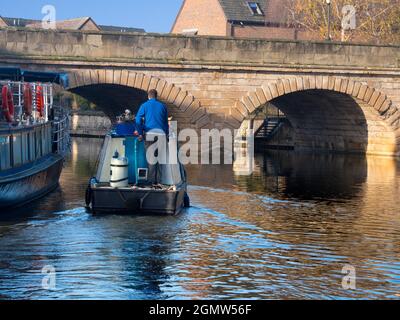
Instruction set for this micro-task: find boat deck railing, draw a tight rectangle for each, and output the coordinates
[0,80,53,125]
[1,80,70,171]
[52,105,70,156]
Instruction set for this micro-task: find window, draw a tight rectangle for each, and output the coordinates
[247,2,263,16]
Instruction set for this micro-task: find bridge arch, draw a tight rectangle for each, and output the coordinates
[231,76,400,156]
[67,69,211,129]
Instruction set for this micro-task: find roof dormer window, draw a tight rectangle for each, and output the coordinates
[247,2,263,16]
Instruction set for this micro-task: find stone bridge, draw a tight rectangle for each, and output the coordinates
[0,28,399,156]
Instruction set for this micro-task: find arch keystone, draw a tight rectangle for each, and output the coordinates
[105,69,114,84]
[352,82,361,97]
[113,70,122,85]
[390,110,400,122]
[186,100,201,117]
[340,79,349,93]
[75,72,85,87]
[180,94,194,112]
[268,83,279,99]
[141,75,152,91]
[303,77,311,90]
[363,87,375,102]
[191,107,207,124]
[97,69,106,84]
[315,76,323,89]
[328,76,335,90]
[120,70,129,86]
[368,91,381,106]
[148,77,160,91]
[346,80,355,95]
[256,88,267,105]
[249,91,261,108]
[262,84,273,101]
[68,73,78,89]
[90,70,100,85]
[127,72,137,87]
[283,79,291,93]
[378,99,392,114]
[334,78,342,92]
[174,90,188,108]
[289,78,298,92]
[235,101,249,117]
[296,77,304,91]
[357,84,368,100]
[276,80,285,96]
[160,83,174,101]
[242,96,256,113]
[230,108,245,122]
[134,73,144,89]
[167,86,181,104]
[80,70,92,86]
[374,95,387,111]
[309,76,317,89]
[156,79,167,96]
[196,114,211,129]
[322,76,330,90]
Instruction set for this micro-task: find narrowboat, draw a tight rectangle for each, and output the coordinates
[85,122,190,215]
[0,67,70,210]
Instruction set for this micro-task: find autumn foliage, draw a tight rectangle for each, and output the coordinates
[284,0,400,44]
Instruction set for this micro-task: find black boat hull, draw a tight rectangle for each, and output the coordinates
[0,155,64,210]
[90,185,187,215]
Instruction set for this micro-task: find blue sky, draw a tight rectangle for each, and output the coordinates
[1,0,183,33]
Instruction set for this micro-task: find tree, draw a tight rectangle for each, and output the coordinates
[285,0,400,44]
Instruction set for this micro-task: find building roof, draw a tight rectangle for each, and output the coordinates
[99,25,145,33]
[0,16,145,33]
[2,17,39,27]
[218,0,290,25]
[26,17,100,30]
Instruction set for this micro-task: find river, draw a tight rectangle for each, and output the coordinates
[0,137,399,299]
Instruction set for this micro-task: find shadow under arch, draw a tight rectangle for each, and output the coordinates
[231,77,400,156]
[271,90,371,153]
[67,70,211,129]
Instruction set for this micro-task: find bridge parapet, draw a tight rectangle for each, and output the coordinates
[1,28,400,70]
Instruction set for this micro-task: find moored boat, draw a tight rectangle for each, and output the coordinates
[86,121,190,215]
[0,67,70,210]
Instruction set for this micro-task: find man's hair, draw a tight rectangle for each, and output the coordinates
[148,89,158,99]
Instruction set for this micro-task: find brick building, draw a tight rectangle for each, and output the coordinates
[171,0,310,40]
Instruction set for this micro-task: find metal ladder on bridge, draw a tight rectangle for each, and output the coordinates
[255,118,283,140]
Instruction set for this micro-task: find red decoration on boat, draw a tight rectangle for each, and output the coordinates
[23,83,33,116]
[36,85,45,118]
[1,85,15,123]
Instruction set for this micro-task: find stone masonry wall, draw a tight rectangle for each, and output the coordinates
[70,111,111,137]
[0,28,399,156]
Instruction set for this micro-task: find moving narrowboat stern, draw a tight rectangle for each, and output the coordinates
[86,122,189,215]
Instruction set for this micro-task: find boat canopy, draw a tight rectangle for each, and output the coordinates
[0,67,69,87]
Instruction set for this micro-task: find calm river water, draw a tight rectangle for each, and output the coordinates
[0,137,399,300]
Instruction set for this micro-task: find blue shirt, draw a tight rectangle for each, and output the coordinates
[136,99,169,135]
[114,121,137,136]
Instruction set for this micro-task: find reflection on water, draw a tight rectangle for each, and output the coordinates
[0,138,399,299]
